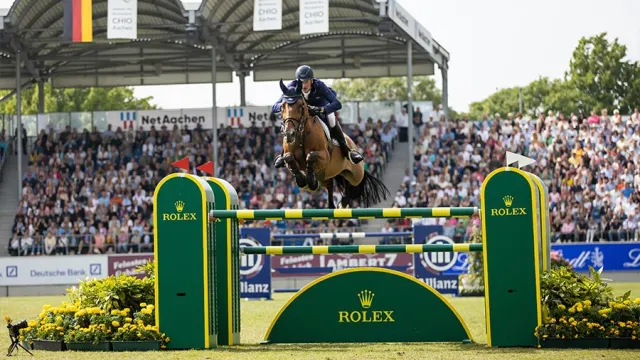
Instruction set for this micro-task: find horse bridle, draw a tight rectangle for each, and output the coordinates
[282,96,310,142]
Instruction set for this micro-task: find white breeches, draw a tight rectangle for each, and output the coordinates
[327,113,336,127]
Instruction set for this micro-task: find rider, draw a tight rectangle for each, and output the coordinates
[271,65,364,168]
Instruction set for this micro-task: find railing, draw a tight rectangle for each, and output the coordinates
[0,100,435,137]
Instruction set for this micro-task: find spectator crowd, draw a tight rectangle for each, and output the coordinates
[7,100,640,256]
[387,107,640,244]
[7,113,394,256]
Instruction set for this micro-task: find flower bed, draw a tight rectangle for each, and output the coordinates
[7,262,171,352]
[536,266,640,348]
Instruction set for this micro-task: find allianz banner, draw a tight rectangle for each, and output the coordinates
[106,106,278,131]
[239,227,272,299]
[552,242,640,272]
[413,225,470,294]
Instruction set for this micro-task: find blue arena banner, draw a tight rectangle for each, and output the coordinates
[413,225,468,294]
[551,242,640,272]
[239,228,272,299]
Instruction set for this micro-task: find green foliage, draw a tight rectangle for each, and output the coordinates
[566,32,639,114]
[470,32,639,118]
[66,274,155,314]
[540,266,615,310]
[135,260,155,281]
[0,83,157,115]
[536,266,640,341]
[331,76,441,103]
[457,228,484,296]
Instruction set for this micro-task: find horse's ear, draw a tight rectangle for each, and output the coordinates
[295,79,302,94]
[279,79,288,94]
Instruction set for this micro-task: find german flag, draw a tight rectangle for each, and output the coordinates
[63,0,93,42]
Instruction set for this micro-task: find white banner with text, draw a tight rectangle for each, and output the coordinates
[299,0,329,35]
[106,106,279,131]
[107,0,138,40]
[0,255,108,286]
[253,0,282,31]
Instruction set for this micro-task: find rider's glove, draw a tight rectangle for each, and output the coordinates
[307,105,323,115]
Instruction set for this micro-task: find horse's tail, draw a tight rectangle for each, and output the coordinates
[335,171,390,208]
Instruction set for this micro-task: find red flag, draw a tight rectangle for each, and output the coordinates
[172,156,190,171]
[196,161,214,176]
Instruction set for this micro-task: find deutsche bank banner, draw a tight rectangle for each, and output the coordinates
[239,227,272,299]
[552,242,640,272]
[413,225,469,294]
[0,255,108,286]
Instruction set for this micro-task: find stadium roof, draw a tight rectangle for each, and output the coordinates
[0,0,450,89]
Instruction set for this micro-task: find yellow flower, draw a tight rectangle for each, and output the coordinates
[165,337,171,342]
[140,303,147,308]
[550,318,557,323]
[28,320,37,327]
[619,322,626,327]
[583,300,591,306]
[43,305,52,309]
[123,308,131,314]
[569,317,575,323]
[633,298,640,305]
[147,305,154,311]
[571,321,578,327]
[615,330,620,335]
[112,321,120,327]
[557,304,566,311]
[568,307,575,314]
[623,300,631,306]
[4,315,12,324]
[125,317,132,323]
[576,304,583,312]
[111,310,120,316]
[161,345,167,349]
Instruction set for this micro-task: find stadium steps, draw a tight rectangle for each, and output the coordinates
[0,153,27,256]
[358,141,410,244]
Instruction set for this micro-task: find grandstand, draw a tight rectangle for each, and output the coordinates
[1,109,400,256]
[4,103,640,257]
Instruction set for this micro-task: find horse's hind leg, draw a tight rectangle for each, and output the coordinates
[283,152,307,188]
[325,180,335,209]
[305,152,320,191]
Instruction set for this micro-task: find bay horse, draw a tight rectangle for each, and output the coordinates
[278,79,390,209]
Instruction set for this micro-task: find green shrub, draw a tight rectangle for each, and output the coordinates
[67,272,154,314]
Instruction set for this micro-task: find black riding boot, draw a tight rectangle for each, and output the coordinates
[331,123,364,164]
[274,151,285,168]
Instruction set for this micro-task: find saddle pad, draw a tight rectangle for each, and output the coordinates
[318,119,339,146]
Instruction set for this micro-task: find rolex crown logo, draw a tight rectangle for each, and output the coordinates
[357,290,374,309]
[503,195,513,207]
[175,200,185,213]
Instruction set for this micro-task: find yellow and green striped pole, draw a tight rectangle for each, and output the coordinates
[210,207,478,220]
[242,243,482,255]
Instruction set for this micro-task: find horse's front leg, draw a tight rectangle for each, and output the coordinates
[306,152,320,191]
[283,152,307,188]
[325,180,335,209]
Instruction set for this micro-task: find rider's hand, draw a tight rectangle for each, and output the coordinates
[308,105,323,115]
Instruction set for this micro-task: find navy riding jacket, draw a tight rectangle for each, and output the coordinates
[272,78,342,115]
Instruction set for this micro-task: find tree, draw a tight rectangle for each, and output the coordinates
[331,76,442,104]
[468,33,640,118]
[0,83,157,115]
[565,32,639,114]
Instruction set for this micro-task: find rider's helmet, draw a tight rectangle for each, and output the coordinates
[295,65,314,81]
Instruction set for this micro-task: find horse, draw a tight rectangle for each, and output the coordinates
[278,79,390,209]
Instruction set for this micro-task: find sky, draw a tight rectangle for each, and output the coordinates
[1,0,640,112]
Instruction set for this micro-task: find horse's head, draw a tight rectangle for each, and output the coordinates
[279,79,308,144]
